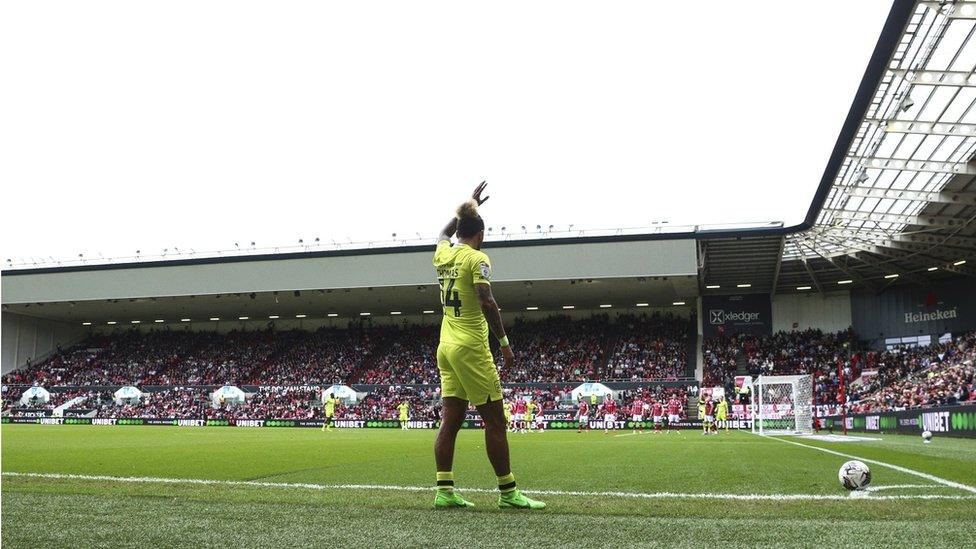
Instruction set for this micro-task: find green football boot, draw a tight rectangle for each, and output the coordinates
[433,491,475,508]
[498,489,546,509]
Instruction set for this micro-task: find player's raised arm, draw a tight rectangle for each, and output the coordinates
[438,181,490,242]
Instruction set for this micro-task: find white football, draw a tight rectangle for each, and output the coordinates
[922,430,933,442]
[838,460,871,490]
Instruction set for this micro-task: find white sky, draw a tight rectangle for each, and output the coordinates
[0,1,893,265]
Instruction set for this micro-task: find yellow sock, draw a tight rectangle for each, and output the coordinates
[497,473,516,494]
[436,471,454,493]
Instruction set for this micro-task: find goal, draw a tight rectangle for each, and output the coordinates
[751,374,813,435]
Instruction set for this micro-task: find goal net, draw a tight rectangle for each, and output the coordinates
[751,374,813,435]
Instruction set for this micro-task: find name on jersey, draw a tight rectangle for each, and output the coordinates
[436,267,460,279]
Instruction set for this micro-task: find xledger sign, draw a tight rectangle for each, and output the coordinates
[702,294,772,338]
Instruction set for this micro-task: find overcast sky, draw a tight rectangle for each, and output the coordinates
[0,1,893,266]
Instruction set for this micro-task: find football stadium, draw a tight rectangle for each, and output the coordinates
[3,1,976,547]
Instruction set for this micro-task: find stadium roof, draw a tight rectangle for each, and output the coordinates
[3,1,973,301]
[703,0,976,295]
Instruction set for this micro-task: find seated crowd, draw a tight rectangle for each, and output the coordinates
[94,388,210,419]
[335,386,441,421]
[357,313,691,384]
[500,315,610,382]
[703,329,860,406]
[3,318,973,418]
[598,314,691,381]
[1,313,691,389]
[850,330,975,412]
[358,325,440,384]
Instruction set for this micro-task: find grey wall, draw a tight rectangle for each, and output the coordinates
[1,313,88,374]
[772,291,852,333]
[2,239,697,304]
[851,277,976,342]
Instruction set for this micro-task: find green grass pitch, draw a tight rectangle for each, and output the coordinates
[2,425,975,547]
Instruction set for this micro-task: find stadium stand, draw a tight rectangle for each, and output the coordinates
[600,313,692,381]
[3,314,695,389]
[703,329,860,405]
[1,323,972,420]
[850,330,975,413]
[499,314,611,383]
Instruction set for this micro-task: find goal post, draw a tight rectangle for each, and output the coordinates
[751,374,813,435]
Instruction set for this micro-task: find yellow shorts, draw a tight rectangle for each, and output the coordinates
[717,413,727,421]
[437,342,502,406]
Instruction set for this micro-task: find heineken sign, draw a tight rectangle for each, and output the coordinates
[851,278,975,339]
[904,308,958,324]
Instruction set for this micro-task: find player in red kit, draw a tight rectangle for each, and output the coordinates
[703,396,716,435]
[651,400,664,434]
[576,400,589,433]
[667,396,682,433]
[514,399,527,433]
[630,399,645,435]
[602,397,617,434]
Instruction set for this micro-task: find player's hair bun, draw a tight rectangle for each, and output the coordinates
[456,199,479,219]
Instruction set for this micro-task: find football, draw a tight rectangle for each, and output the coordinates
[838,460,872,491]
[922,430,933,443]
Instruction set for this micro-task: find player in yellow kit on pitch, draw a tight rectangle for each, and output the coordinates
[716,395,729,433]
[524,400,536,433]
[431,182,545,510]
[322,394,337,432]
[398,401,410,430]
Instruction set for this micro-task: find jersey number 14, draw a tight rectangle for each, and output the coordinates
[440,278,462,317]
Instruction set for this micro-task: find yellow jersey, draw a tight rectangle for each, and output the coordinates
[433,241,492,349]
[398,402,409,419]
[717,400,728,416]
[525,401,536,420]
[325,397,337,416]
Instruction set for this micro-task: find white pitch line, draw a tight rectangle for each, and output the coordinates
[4,472,975,501]
[864,484,935,493]
[759,434,976,494]
[613,431,650,438]
[613,431,684,438]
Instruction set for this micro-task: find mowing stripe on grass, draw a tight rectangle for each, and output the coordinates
[761,434,976,494]
[4,472,975,501]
